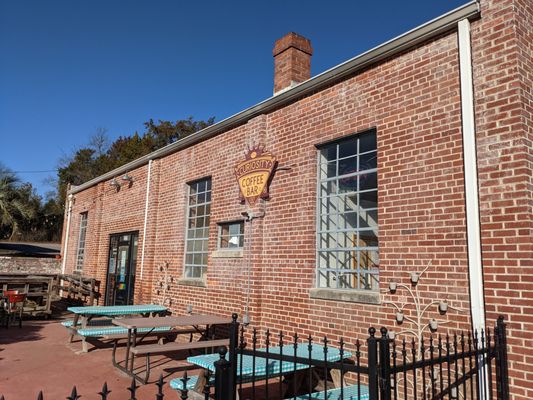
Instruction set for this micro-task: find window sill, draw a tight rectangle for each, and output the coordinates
[211,249,244,258]
[309,288,381,305]
[176,278,207,288]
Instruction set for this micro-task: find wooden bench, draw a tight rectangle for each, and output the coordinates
[127,338,229,384]
[131,338,229,356]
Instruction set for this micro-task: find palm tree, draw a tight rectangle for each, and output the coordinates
[0,169,35,240]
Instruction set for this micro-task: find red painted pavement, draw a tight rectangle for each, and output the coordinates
[0,318,193,399]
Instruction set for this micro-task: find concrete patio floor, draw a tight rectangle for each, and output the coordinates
[0,317,195,399]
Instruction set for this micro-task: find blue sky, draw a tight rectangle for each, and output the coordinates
[0,0,467,197]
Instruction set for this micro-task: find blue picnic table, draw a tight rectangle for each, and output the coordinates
[65,304,168,352]
[67,304,167,317]
[172,343,357,397]
[188,343,350,377]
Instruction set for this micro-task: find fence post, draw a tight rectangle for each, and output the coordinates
[495,316,509,400]
[379,327,392,400]
[214,346,231,400]
[367,327,378,400]
[227,313,239,400]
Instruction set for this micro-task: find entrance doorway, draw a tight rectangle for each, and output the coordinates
[105,232,138,306]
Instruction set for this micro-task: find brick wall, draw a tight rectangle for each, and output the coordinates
[63,32,471,336]
[60,0,532,397]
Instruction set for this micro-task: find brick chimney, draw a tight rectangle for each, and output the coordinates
[273,32,313,95]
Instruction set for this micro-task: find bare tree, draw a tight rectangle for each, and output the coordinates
[88,127,110,157]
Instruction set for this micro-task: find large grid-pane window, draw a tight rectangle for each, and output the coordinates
[76,212,88,271]
[317,130,378,290]
[184,178,212,279]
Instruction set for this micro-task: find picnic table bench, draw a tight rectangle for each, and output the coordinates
[65,304,168,352]
[294,385,370,399]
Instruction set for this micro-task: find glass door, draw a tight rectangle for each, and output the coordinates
[105,232,138,306]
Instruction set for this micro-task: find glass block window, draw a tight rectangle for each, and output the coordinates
[218,221,244,249]
[76,212,88,271]
[184,178,212,279]
[316,130,379,290]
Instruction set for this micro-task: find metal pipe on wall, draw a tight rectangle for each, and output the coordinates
[458,18,486,332]
[61,194,74,274]
[139,159,153,279]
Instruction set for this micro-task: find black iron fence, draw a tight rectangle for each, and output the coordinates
[0,317,509,400]
[201,316,509,400]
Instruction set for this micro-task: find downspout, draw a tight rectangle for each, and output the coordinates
[61,193,74,275]
[458,18,486,332]
[139,159,153,279]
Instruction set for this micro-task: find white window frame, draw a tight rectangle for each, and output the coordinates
[183,178,212,279]
[75,212,88,272]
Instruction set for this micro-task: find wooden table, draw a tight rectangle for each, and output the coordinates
[66,304,168,352]
[112,314,232,383]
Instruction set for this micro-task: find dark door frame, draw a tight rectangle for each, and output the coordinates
[105,231,139,306]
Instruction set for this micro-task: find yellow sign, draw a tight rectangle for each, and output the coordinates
[234,147,277,206]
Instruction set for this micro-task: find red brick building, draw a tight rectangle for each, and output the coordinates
[60,0,532,398]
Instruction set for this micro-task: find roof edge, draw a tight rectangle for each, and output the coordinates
[69,1,480,195]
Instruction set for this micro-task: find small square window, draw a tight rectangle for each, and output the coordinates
[218,221,244,249]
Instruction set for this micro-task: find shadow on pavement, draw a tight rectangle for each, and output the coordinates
[0,320,45,345]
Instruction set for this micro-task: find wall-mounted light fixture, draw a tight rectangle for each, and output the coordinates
[396,311,404,323]
[121,173,133,183]
[429,318,439,331]
[110,178,120,189]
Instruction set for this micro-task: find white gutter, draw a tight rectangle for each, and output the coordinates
[61,194,74,274]
[458,18,486,332]
[139,159,153,279]
[68,1,480,196]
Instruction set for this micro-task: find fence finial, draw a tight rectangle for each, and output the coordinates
[380,327,388,338]
[180,371,189,400]
[98,382,111,399]
[67,386,80,400]
[369,327,376,337]
[156,374,165,400]
[202,369,212,398]
[127,378,138,399]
